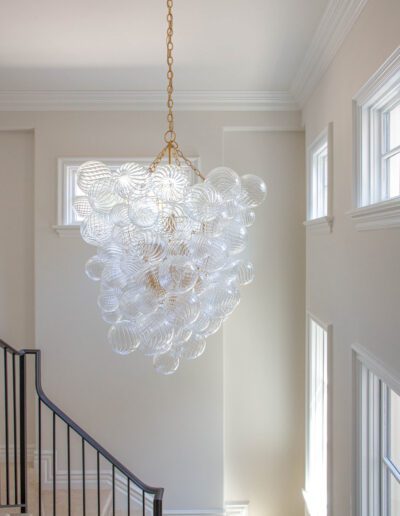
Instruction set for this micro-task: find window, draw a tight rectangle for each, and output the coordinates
[55,157,199,236]
[304,315,331,516]
[305,124,333,233]
[354,345,400,515]
[351,47,400,230]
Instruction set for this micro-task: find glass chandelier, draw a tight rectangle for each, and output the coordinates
[73,0,267,374]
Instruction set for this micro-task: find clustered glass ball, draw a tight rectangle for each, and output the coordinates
[74,161,267,374]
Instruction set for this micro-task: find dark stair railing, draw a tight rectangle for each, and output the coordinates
[0,339,164,515]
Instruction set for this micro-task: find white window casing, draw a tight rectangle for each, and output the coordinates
[353,344,400,515]
[349,46,400,231]
[304,313,332,516]
[304,123,334,234]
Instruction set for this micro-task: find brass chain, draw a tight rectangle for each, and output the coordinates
[149,0,205,180]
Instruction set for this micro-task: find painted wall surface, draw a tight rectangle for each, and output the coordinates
[0,110,304,513]
[223,130,305,516]
[302,0,400,513]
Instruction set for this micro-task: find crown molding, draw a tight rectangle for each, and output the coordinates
[0,90,298,112]
[291,0,369,107]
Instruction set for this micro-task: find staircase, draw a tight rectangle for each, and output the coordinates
[0,340,164,515]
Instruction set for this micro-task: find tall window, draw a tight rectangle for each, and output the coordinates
[353,48,400,208]
[306,124,333,232]
[304,315,330,516]
[354,346,400,514]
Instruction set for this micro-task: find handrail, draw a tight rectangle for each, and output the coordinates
[0,338,164,504]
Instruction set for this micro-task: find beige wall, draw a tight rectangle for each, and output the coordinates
[223,129,305,516]
[0,109,305,513]
[302,0,400,513]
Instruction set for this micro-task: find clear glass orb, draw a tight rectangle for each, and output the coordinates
[167,239,191,258]
[240,174,267,208]
[202,317,223,338]
[186,184,223,222]
[163,292,200,326]
[188,235,210,263]
[120,286,158,319]
[97,290,121,313]
[85,256,104,281]
[110,203,130,227]
[89,178,120,214]
[173,325,193,345]
[114,163,150,198]
[128,197,159,228]
[205,167,241,201]
[136,265,166,300]
[234,260,255,286]
[108,321,140,355]
[102,264,127,290]
[81,213,113,246]
[112,223,138,249]
[73,196,92,219]
[77,161,112,194]
[150,165,190,202]
[159,256,198,294]
[199,217,227,237]
[101,309,121,324]
[200,239,228,273]
[158,204,193,238]
[190,310,211,333]
[178,336,206,360]
[236,209,256,227]
[120,255,146,277]
[224,222,248,255]
[97,243,125,263]
[205,286,240,318]
[139,319,174,356]
[133,231,167,262]
[153,352,180,375]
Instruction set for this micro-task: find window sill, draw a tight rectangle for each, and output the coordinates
[53,225,80,237]
[347,198,400,231]
[303,216,333,234]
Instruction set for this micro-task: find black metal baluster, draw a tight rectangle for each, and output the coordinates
[38,400,42,516]
[67,425,71,516]
[19,353,27,514]
[53,412,56,516]
[127,478,130,516]
[82,438,86,516]
[12,353,17,505]
[142,491,145,516]
[4,349,9,505]
[112,465,115,516]
[97,451,100,516]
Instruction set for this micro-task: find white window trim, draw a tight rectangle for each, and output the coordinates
[304,123,334,234]
[303,313,333,516]
[54,156,200,237]
[352,344,400,515]
[350,46,400,231]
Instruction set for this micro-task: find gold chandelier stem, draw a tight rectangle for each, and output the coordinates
[148,0,205,180]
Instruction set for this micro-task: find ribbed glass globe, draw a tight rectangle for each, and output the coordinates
[75,162,266,374]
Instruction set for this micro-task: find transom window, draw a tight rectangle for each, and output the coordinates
[306,124,333,230]
[354,49,400,208]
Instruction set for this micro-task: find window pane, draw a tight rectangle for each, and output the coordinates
[390,389,400,470]
[383,152,400,199]
[310,142,328,219]
[306,318,328,516]
[390,473,400,515]
[389,104,400,151]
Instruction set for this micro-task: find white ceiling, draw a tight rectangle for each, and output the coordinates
[0,0,329,92]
